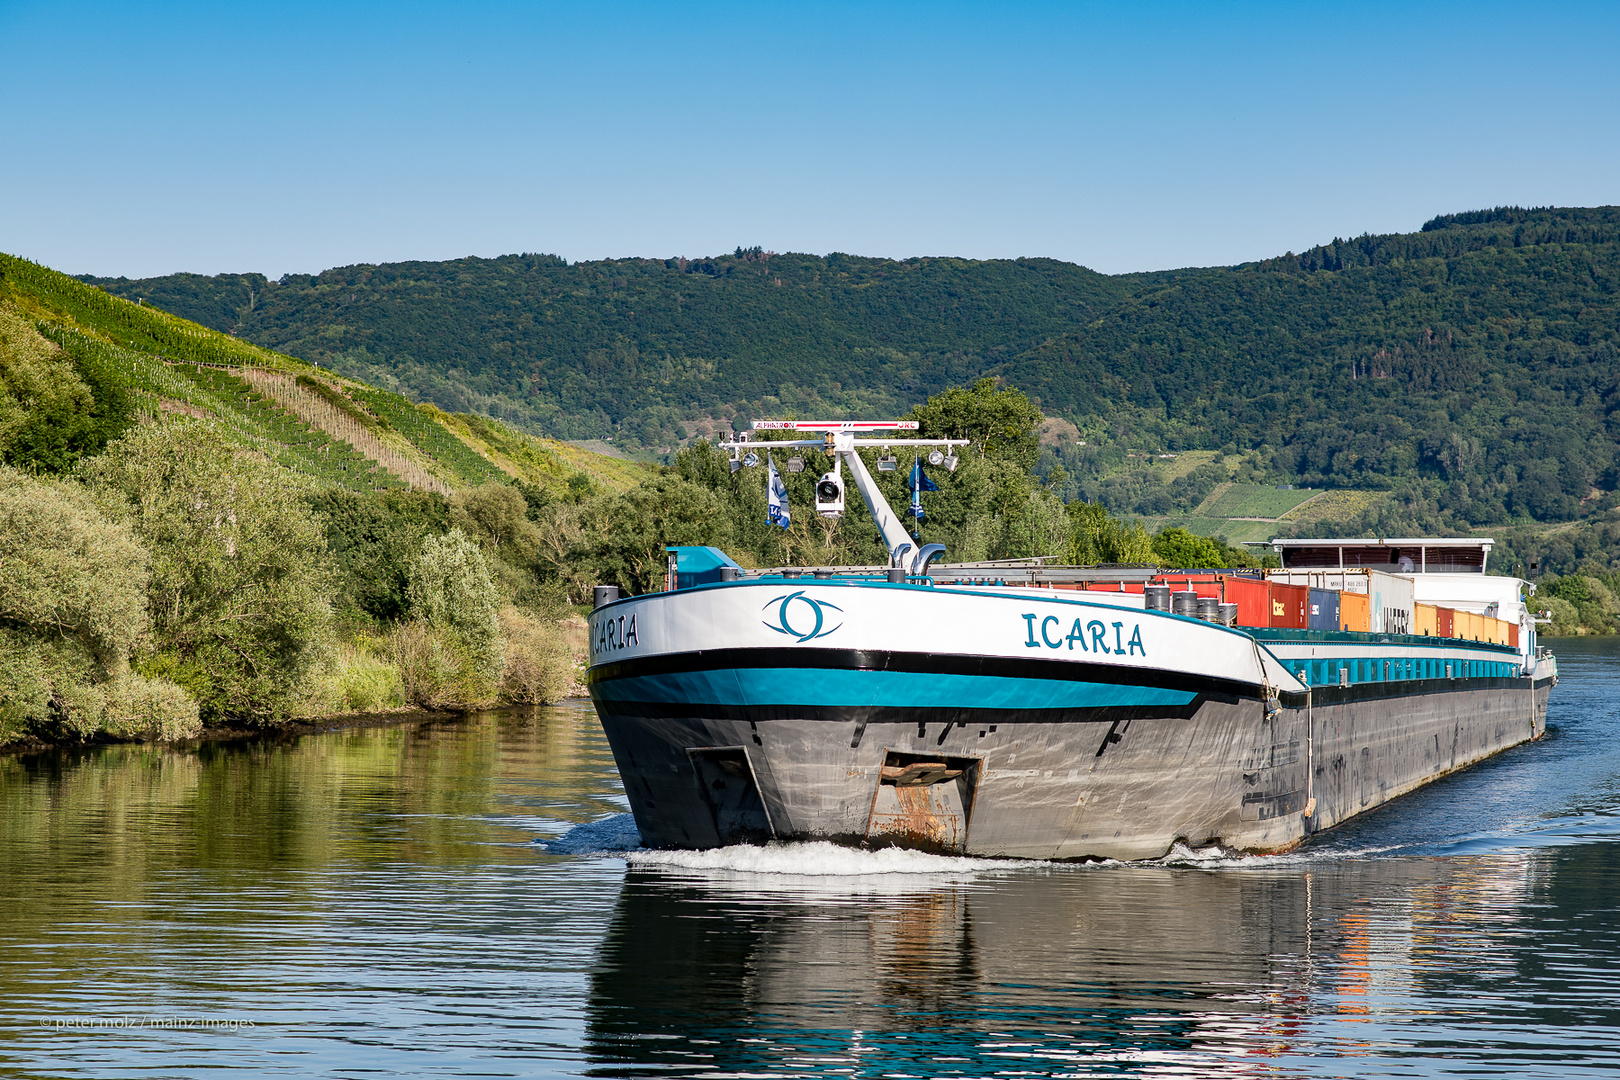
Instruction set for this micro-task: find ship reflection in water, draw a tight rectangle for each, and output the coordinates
[588,839,1619,1077]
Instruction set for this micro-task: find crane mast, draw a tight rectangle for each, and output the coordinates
[719,421,969,571]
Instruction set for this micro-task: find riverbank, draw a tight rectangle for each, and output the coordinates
[0,705,457,755]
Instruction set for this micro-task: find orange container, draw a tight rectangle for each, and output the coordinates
[1219,576,1271,627]
[1340,592,1371,632]
[1509,622,1520,648]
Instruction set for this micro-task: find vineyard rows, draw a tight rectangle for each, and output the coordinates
[236,368,451,494]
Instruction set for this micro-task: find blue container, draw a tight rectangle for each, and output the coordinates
[1307,588,1340,631]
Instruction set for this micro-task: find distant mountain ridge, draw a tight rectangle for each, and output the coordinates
[88,251,1131,446]
[85,207,1620,534]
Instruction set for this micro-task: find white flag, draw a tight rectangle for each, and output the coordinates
[767,455,790,528]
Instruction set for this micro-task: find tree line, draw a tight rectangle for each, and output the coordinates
[83,207,1620,544]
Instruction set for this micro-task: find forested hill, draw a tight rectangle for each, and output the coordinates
[1002,206,1620,517]
[88,252,1130,445]
[86,206,1620,533]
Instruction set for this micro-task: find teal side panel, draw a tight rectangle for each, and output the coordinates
[668,546,742,589]
[594,668,1197,711]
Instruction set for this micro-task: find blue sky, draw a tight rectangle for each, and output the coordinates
[2,1,1616,278]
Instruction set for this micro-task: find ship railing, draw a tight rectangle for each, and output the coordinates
[737,561,1162,586]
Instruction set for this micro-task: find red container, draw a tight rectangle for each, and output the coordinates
[1219,576,1271,628]
[1436,606,1455,638]
[1509,622,1520,649]
[1159,572,1225,599]
[1268,582,1309,628]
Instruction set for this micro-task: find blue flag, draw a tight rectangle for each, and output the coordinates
[767,455,791,528]
[909,456,938,521]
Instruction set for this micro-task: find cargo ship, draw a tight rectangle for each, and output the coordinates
[585,422,1557,860]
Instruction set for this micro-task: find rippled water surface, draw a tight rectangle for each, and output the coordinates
[3,640,1619,1078]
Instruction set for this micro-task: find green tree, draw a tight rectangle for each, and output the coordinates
[81,421,333,724]
[1152,527,1231,569]
[452,482,538,555]
[309,488,451,624]
[952,462,1069,561]
[0,304,131,473]
[392,529,506,710]
[907,378,1044,471]
[407,529,504,683]
[571,475,727,594]
[0,465,197,741]
[1542,573,1620,634]
[1066,502,1156,565]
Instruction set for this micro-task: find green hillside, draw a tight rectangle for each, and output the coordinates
[0,253,654,746]
[68,207,1620,581]
[1198,484,1318,520]
[3,254,649,497]
[1009,207,1620,524]
[85,208,1620,543]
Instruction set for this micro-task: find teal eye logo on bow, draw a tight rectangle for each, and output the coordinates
[762,592,843,642]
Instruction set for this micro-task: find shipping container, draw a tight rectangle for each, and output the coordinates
[1268,567,1414,635]
[1367,569,1414,634]
[1436,606,1455,638]
[1340,591,1371,632]
[1269,582,1309,628]
[1220,576,1271,628]
[1156,571,1228,600]
[1414,603,1439,637]
[1307,588,1340,630]
[1509,621,1520,649]
[1267,568,1363,593]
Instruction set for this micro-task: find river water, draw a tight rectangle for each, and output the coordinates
[2,640,1617,1079]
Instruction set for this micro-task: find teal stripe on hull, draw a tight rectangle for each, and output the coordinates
[1280,656,1524,688]
[591,667,1197,711]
